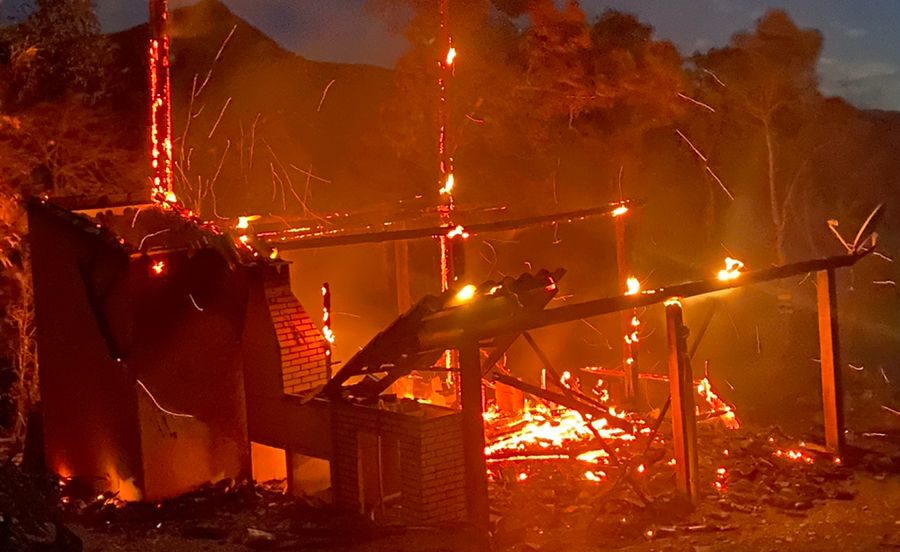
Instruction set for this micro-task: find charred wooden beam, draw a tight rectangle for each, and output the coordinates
[614,213,640,403]
[459,337,489,529]
[581,368,699,385]
[665,300,698,504]
[817,269,845,454]
[418,252,867,351]
[265,202,642,250]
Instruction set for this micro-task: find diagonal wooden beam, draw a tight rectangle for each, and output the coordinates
[419,252,869,351]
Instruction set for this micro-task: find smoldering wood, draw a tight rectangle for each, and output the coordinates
[666,301,699,504]
[267,202,643,250]
[491,373,634,432]
[417,252,868,351]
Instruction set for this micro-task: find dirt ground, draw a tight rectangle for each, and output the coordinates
[66,474,900,552]
[4,396,899,552]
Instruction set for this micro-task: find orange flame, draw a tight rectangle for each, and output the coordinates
[625,276,640,295]
[696,377,741,429]
[439,173,455,195]
[717,257,745,281]
[446,47,457,65]
[447,225,470,239]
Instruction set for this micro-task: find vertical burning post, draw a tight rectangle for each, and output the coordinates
[322,283,335,380]
[437,0,466,386]
[438,0,459,292]
[613,204,640,403]
[149,0,174,203]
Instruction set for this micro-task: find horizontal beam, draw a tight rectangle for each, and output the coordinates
[419,252,867,350]
[263,201,641,250]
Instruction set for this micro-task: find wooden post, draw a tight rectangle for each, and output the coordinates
[615,215,640,403]
[322,282,334,380]
[394,240,412,313]
[665,300,698,504]
[451,234,466,285]
[148,0,173,199]
[458,336,489,529]
[817,269,845,454]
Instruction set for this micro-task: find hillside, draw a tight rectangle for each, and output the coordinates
[110,0,405,216]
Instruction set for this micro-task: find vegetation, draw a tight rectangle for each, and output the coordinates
[0,0,896,428]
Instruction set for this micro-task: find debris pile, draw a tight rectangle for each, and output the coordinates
[487,420,900,551]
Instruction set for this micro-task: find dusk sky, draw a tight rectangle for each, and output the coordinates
[4,0,900,110]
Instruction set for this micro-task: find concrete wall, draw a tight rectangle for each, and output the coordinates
[29,202,251,500]
[29,203,145,499]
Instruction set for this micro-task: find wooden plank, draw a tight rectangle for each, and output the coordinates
[666,300,698,504]
[266,202,643,250]
[817,269,845,454]
[394,240,412,313]
[418,252,867,350]
[615,216,641,403]
[459,337,489,529]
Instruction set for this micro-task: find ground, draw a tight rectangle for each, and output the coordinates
[2,401,899,551]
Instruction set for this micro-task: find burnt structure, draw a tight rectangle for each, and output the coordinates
[28,199,469,523]
[27,200,332,500]
[28,196,878,529]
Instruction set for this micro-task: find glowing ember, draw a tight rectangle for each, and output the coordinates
[321,284,335,345]
[439,173,455,195]
[714,466,729,492]
[774,449,815,464]
[717,256,745,281]
[612,205,629,217]
[150,260,166,275]
[625,276,640,295]
[575,449,609,464]
[269,248,279,260]
[446,224,470,239]
[696,377,741,429]
[446,47,457,65]
[484,402,642,469]
[148,0,174,203]
[236,216,250,230]
[454,284,477,303]
[583,470,607,482]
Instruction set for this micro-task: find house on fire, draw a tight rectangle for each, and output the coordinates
[27,198,469,523]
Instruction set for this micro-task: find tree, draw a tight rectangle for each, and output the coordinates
[375,0,685,208]
[1,0,114,108]
[0,0,129,445]
[696,10,823,264]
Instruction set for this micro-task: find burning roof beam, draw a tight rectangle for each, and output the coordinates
[418,251,870,350]
[265,201,642,251]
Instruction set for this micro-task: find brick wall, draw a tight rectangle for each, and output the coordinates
[332,401,467,524]
[263,266,328,395]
